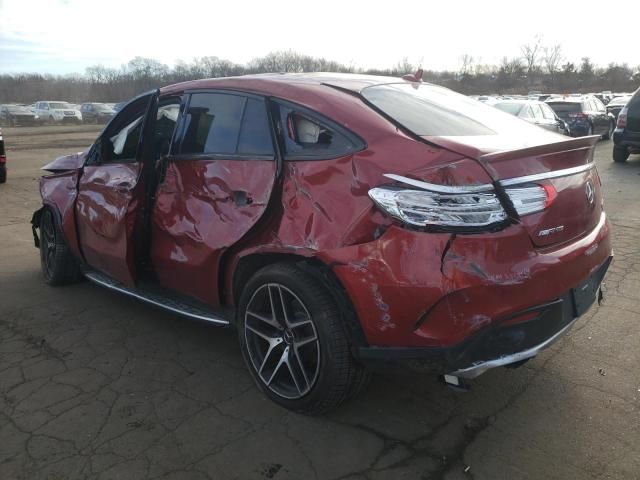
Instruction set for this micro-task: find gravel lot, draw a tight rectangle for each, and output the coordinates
[1,125,639,480]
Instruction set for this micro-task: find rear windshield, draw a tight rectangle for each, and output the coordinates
[608,97,631,106]
[493,102,523,115]
[546,102,581,113]
[361,83,541,137]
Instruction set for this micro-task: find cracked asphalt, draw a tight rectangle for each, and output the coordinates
[1,125,639,480]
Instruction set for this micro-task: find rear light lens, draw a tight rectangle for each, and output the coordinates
[617,107,628,128]
[568,112,588,119]
[368,187,507,228]
[505,184,557,216]
[0,155,5,165]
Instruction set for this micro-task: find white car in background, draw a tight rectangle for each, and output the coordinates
[33,101,82,124]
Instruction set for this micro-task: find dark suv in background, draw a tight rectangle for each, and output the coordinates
[546,95,615,138]
[80,103,115,124]
[612,87,640,162]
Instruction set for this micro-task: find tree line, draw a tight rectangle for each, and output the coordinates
[1,43,638,104]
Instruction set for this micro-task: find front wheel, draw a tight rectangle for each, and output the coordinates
[613,145,629,163]
[238,263,370,414]
[39,208,82,285]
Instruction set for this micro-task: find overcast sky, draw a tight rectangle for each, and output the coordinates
[1,0,639,75]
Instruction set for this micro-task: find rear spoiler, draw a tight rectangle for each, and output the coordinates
[479,136,599,164]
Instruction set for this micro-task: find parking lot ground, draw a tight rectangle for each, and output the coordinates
[1,126,639,480]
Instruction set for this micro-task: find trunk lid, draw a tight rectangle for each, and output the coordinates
[424,135,602,247]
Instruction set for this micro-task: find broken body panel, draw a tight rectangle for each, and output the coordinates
[35,73,612,375]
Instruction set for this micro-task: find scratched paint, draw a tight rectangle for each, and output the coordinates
[37,75,613,352]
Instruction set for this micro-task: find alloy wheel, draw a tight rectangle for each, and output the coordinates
[244,283,321,400]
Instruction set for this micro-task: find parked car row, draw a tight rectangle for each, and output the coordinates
[545,95,615,138]
[0,101,122,126]
[493,100,570,135]
[486,94,617,139]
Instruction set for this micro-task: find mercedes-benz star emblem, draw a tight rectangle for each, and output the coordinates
[585,181,595,205]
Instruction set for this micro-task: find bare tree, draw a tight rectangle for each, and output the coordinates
[1,49,639,104]
[459,54,474,77]
[521,35,543,85]
[543,44,563,76]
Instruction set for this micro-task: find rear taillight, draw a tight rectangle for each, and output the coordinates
[617,107,628,128]
[505,184,557,216]
[568,112,589,119]
[368,177,507,229]
[0,155,6,164]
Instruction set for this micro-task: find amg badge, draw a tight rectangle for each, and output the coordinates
[538,225,565,237]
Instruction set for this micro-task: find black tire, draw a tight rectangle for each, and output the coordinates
[39,208,82,286]
[238,262,370,415]
[613,145,629,163]
[603,120,614,140]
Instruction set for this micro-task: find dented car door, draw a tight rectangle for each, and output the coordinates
[149,91,278,306]
[75,92,157,287]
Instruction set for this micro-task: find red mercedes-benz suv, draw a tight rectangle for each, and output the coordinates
[32,73,612,413]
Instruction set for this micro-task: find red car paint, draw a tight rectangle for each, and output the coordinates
[37,73,612,357]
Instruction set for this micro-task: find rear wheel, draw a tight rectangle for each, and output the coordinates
[238,263,370,414]
[613,145,630,163]
[39,208,82,285]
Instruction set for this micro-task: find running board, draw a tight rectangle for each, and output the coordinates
[84,271,230,326]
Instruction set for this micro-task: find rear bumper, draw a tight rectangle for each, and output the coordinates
[356,256,611,375]
[569,123,591,137]
[319,210,612,356]
[613,129,640,149]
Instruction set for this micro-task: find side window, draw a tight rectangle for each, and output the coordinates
[179,93,273,157]
[93,95,151,164]
[275,102,363,160]
[541,104,556,121]
[520,106,533,119]
[154,101,181,159]
[593,98,605,112]
[530,104,544,120]
[108,116,144,162]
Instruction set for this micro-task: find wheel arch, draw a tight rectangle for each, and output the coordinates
[228,250,369,349]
